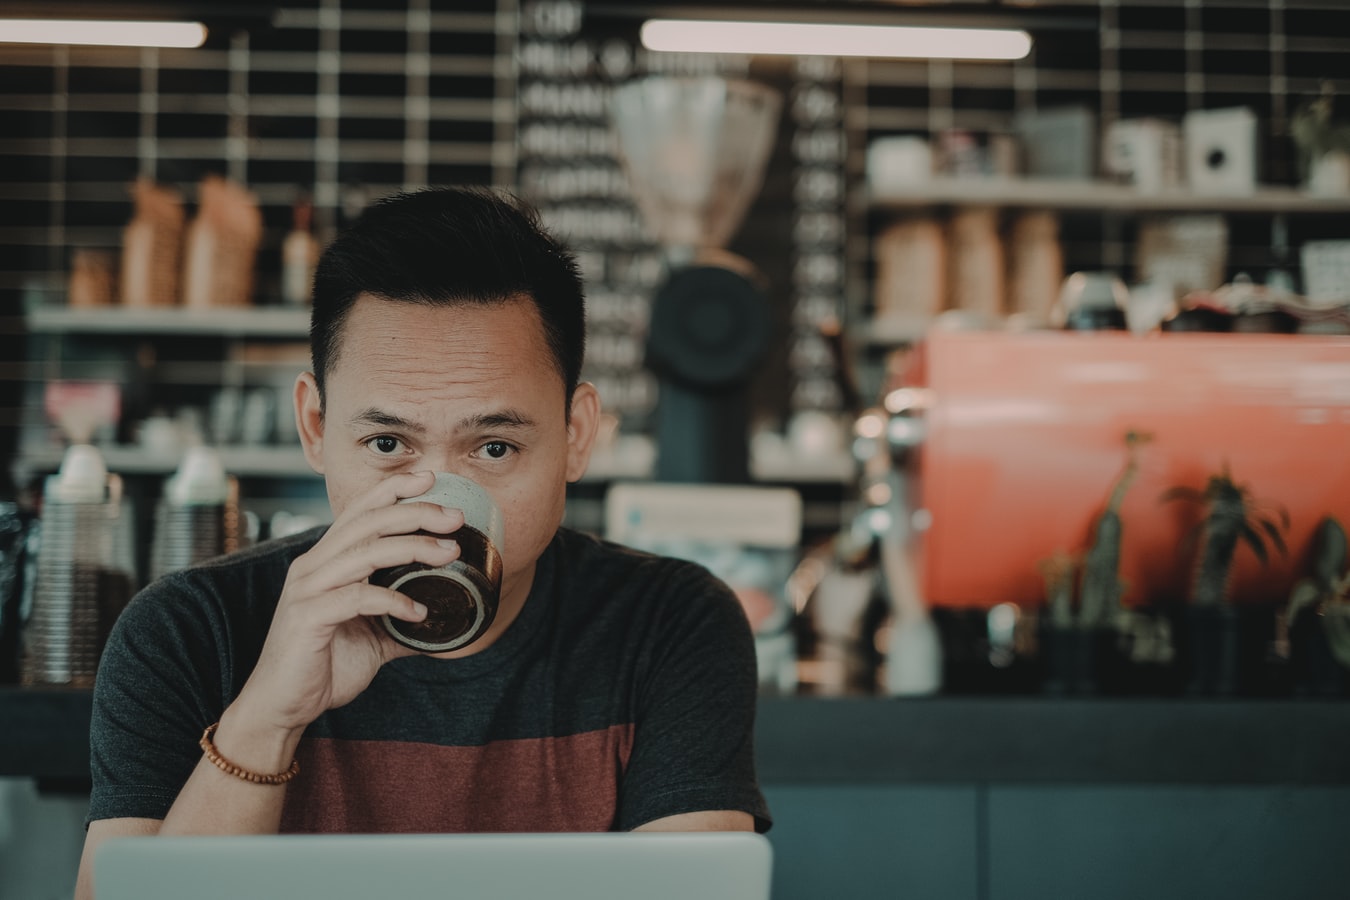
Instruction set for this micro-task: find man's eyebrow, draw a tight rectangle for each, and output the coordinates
[348,408,538,433]
[459,410,537,431]
[349,409,424,432]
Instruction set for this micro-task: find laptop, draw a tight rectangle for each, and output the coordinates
[94,832,773,900]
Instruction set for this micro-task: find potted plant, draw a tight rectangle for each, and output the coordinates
[1162,466,1288,695]
[1041,431,1152,694]
[1291,81,1350,195]
[1284,517,1350,696]
[1040,550,1088,694]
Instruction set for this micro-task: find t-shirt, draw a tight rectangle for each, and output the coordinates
[87,526,771,833]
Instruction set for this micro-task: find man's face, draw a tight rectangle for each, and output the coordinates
[296,293,596,612]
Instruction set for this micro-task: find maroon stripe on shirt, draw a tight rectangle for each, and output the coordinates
[280,724,636,833]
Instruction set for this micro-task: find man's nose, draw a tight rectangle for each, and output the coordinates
[412,447,477,480]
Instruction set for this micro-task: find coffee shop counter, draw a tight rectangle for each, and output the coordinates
[4,689,1348,900]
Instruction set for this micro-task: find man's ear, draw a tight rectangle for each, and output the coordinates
[564,382,601,484]
[294,371,326,475]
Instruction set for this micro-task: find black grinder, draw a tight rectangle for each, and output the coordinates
[611,77,783,483]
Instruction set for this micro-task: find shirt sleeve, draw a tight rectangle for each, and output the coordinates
[616,562,772,832]
[86,571,230,825]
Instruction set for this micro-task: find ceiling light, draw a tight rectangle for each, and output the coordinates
[640,20,1032,61]
[0,18,208,49]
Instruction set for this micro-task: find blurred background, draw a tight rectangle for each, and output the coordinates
[2,1,1349,898]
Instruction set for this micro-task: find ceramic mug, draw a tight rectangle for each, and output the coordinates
[371,472,505,652]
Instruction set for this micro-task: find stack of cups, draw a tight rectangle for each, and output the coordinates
[22,444,136,687]
[149,446,239,582]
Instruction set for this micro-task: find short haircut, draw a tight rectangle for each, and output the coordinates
[310,186,586,412]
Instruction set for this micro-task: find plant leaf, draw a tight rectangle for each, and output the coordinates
[1286,579,1323,629]
[1312,517,1349,589]
[1241,523,1269,565]
[1258,518,1287,558]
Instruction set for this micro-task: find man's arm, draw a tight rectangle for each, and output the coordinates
[74,702,304,900]
[75,472,461,896]
[75,818,159,900]
[636,811,754,832]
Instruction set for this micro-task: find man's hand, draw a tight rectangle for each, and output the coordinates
[74,472,468,880]
[228,470,464,745]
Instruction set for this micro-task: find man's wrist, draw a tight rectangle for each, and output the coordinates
[213,702,307,776]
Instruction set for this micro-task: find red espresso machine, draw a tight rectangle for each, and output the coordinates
[905,330,1350,612]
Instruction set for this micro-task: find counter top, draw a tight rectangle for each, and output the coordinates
[4,687,1348,785]
[754,695,1350,784]
[3,686,93,781]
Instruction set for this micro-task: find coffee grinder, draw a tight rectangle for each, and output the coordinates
[610,77,782,483]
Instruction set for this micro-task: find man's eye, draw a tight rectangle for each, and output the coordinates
[368,436,403,455]
[480,441,512,460]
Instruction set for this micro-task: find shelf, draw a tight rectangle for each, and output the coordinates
[751,450,856,484]
[20,308,858,485]
[16,444,318,479]
[26,306,311,338]
[868,178,1350,214]
[857,314,931,347]
[5,687,1349,785]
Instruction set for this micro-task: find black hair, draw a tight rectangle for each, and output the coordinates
[310,186,586,412]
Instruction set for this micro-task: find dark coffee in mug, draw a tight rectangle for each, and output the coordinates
[371,473,505,653]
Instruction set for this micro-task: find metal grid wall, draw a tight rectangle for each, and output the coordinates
[3,0,1349,488]
[0,0,511,300]
[0,0,513,490]
[850,0,1350,291]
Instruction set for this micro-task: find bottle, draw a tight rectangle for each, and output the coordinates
[873,216,947,325]
[282,195,319,306]
[946,207,1004,320]
[1006,210,1063,325]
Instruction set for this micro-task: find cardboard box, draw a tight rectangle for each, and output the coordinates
[1103,118,1184,192]
[1183,107,1259,195]
[1014,107,1097,179]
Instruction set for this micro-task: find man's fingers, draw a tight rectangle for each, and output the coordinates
[357,470,439,511]
[290,501,464,580]
[314,502,461,554]
[341,582,429,623]
[293,534,461,596]
[285,581,429,632]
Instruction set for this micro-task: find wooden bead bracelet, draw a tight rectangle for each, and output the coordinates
[199,722,300,786]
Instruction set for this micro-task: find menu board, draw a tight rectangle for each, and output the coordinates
[788,56,848,414]
[515,1,845,435]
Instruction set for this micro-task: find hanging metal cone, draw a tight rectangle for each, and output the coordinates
[611,77,782,253]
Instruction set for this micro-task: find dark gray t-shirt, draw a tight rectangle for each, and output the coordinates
[88,526,770,832]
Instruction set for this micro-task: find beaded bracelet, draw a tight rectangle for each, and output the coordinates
[198,722,300,786]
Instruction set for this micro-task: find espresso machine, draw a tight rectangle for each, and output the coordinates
[910,330,1350,610]
[610,76,782,483]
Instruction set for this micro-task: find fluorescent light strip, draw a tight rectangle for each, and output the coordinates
[0,18,208,49]
[641,20,1032,61]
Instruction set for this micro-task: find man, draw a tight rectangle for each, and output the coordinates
[75,187,769,898]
